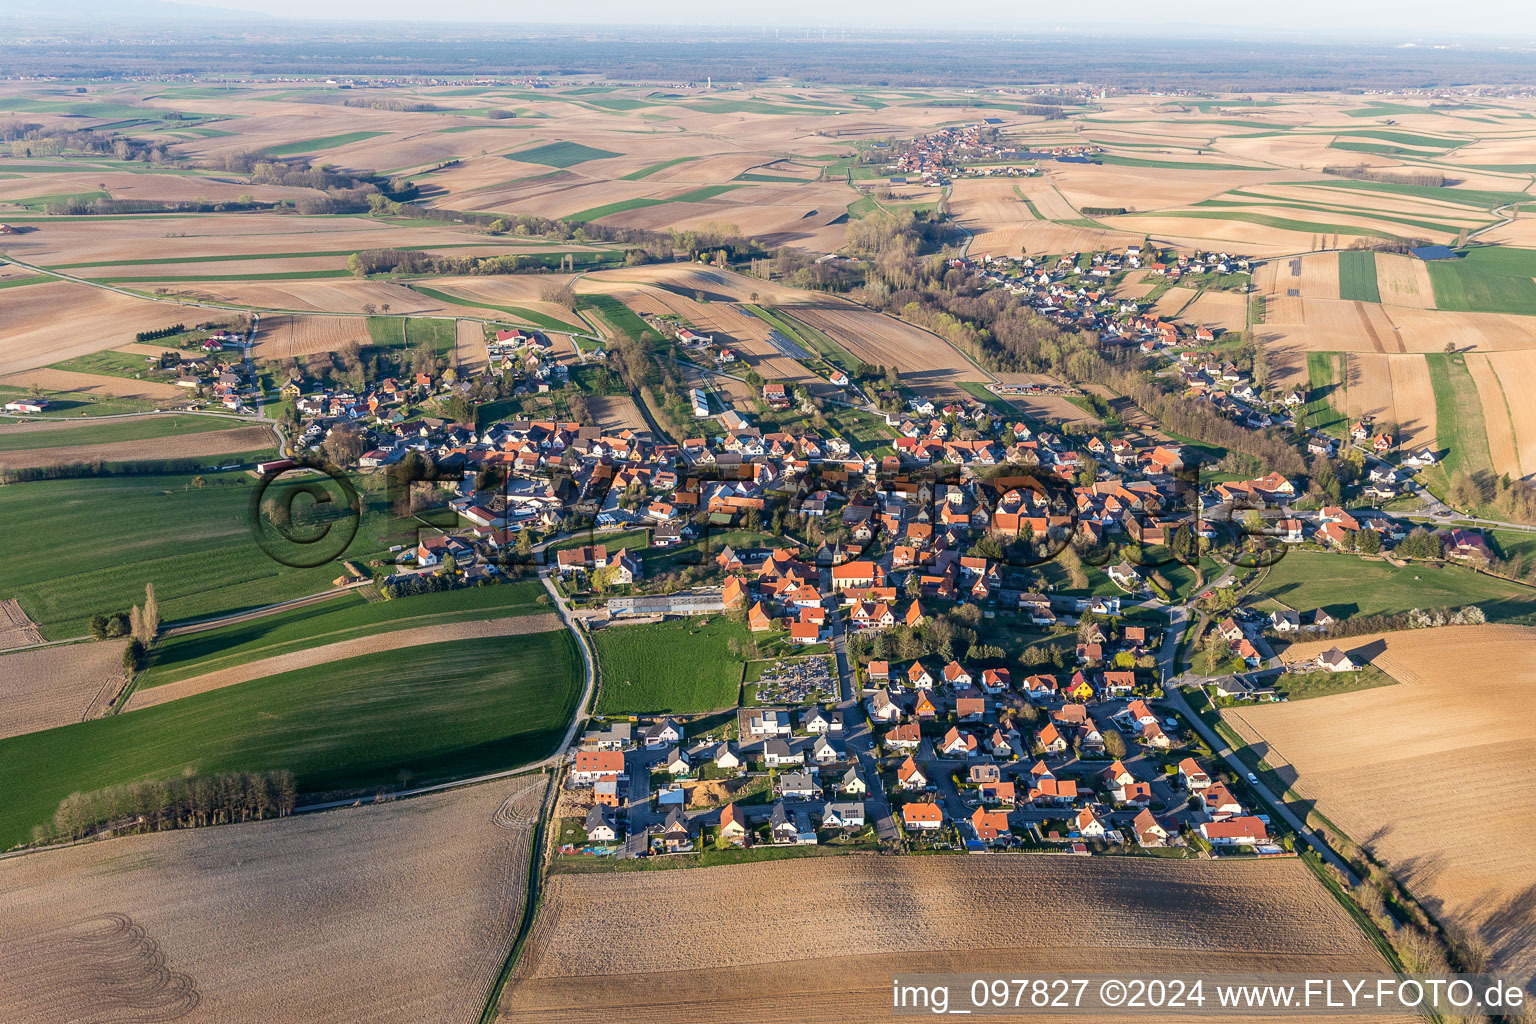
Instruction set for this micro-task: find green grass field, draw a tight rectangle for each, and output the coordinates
[1337,250,1381,303]
[566,184,740,223]
[1426,246,1536,315]
[1424,351,1493,476]
[1256,550,1536,622]
[0,414,238,453]
[1273,664,1398,701]
[405,284,584,333]
[259,131,385,157]
[1095,154,1268,171]
[1127,208,1397,238]
[1304,352,1348,436]
[137,579,548,687]
[0,472,404,639]
[1292,179,1534,212]
[362,316,456,357]
[0,384,157,418]
[619,156,698,180]
[508,141,621,168]
[575,293,654,340]
[593,616,751,714]
[48,348,166,378]
[0,632,580,850]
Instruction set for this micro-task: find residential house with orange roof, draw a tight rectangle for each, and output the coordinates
[971,807,1010,842]
[903,802,944,831]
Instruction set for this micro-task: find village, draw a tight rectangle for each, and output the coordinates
[210,240,1510,870]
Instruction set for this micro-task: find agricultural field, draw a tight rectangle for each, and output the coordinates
[1224,627,1536,982]
[127,613,562,710]
[592,616,752,715]
[0,422,274,470]
[502,857,1392,1022]
[0,471,402,640]
[1252,549,1536,622]
[0,412,241,452]
[0,631,581,849]
[1425,246,1536,315]
[0,775,543,1024]
[0,640,129,740]
[138,580,549,688]
[1477,350,1536,478]
[1340,352,1437,450]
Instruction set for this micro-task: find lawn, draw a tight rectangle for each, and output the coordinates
[1424,351,1493,476]
[0,471,404,639]
[593,616,751,714]
[1426,246,1536,315]
[0,414,236,453]
[259,131,385,157]
[507,141,621,168]
[1254,550,1536,622]
[1336,250,1381,303]
[136,579,548,687]
[0,632,581,850]
[1272,664,1398,701]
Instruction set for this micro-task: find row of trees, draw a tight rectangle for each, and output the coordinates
[39,769,297,844]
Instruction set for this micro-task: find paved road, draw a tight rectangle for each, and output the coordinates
[1156,617,1358,883]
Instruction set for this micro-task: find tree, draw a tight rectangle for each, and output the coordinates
[142,584,159,643]
[89,614,109,639]
[1104,730,1127,759]
[441,552,458,577]
[123,639,145,672]
[1357,528,1382,554]
[1397,527,1443,560]
[129,605,145,645]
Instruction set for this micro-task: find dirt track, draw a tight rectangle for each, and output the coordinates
[125,613,562,711]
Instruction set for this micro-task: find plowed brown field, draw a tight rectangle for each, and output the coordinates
[0,424,274,470]
[1466,353,1523,478]
[1225,627,1536,982]
[1484,350,1536,478]
[788,303,982,383]
[503,857,1391,1024]
[0,640,129,739]
[1341,353,1437,449]
[0,775,544,1024]
[0,367,186,400]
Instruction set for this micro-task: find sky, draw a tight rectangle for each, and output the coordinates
[159,0,1534,39]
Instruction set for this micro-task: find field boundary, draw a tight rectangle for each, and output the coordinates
[479,769,557,1024]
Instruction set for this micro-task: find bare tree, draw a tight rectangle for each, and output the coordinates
[143,584,160,643]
